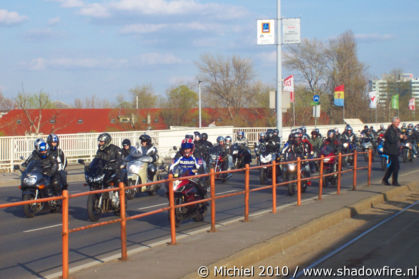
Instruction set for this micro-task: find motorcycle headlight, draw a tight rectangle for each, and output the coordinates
[288,163,296,171]
[323,157,331,163]
[406,143,411,147]
[343,143,349,148]
[378,147,383,152]
[23,175,37,186]
[233,150,239,154]
[129,164,141,174]
[211,154,217,160]
[94,174,105,182]
[261,154,272,164]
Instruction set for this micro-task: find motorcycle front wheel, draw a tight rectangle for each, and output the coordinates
[402,149,408,163]
[126,179,137,200]
[23,194,41,218]
[259,168,267,185]
[87,194,102,222]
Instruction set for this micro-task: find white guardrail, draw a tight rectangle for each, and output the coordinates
[1,122,418,172]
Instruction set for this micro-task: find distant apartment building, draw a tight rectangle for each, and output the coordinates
[370,73,419,106]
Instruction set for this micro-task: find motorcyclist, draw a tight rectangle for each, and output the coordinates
[234,131,251,165]
[255,132,266,159]
[169,138,206,196]
[199,132,212,165]
[370,126,377,137]
[282,132,309,160]
[47,133,68,190]
[360,127,376,149]
[22,139,59,195]
[377,124,386,136]
[272,129,281,152]
[211,136,233,172]
[361,125,369,136]
[121,138,140,160]
[309,129,323,154]
[401,123,407,135]
[193,131,206,161]
[225,136,233,153]
[301,126,310,141]
[95,133,123,183]
[405,128,417,158]
[341,126,358,149]
[137,134,159,180]
[321,129,341,154]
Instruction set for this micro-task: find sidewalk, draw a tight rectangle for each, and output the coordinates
[70,169,419,279]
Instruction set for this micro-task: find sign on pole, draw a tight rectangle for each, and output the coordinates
[368,91,377,109]
[282,18,301,44]
[313,105,320,118]
[409,97,416,111]
[257,20,276,45]
[313,95,320,103]
[283,75,294,103]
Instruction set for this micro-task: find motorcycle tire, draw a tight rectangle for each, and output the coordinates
[126,179,136,200]
[259,168,267,185]
[323,176,329,188]
[302,171,309,193]
[402,149,408,163]
[287,183,296,196]
[23,194,39,218]
[87,194,102,222]
[363,152,369,162]
[193,212,204,222]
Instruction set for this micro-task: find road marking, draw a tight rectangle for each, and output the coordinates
[24,224,62,233]
[217,189,239,195]
[294,200,419,278]
[137,203,167,210]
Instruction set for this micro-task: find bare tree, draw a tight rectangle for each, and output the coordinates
[0,91,13,111]
[196,54,254,121]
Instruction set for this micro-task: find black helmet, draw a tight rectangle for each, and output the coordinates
[47,133,59,150]
[139,134,152,145]
[98,133,112,150]
[194,131,201,140]
[201,133,208,141]
[273,129,279,136]
[311,129,318,136]
[185,134,194,140]
[216,136,225,144]
[122,138,131,147]
[327,129,335,139]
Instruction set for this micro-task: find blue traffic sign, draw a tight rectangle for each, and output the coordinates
[313,95,320,103]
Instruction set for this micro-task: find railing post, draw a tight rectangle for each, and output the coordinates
[244,164,250,222]
[62,190,69,279]
[272,160,277,214]
[337,153,342,195]
[119,182,127,261]
[353,150,358,191]
[297,157,301,206]
[168,174,176,245]
[319,155,324,200]
[210,168,216,232]
[368,148,372,186]
[10,137,14,172]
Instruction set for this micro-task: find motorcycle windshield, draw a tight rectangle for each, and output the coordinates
[321,145,334,156]
[284,152,296,162]
[87,158,106,177]
[24,160,43,174]
[171,165,194,178]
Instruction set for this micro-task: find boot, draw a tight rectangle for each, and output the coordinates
[392,173,400,186]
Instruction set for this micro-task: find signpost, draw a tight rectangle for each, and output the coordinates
[312,94,320,126]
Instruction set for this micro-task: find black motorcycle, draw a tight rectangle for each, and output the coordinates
[282,151,311,196]
[321,145,337,188]
[340,138,355,167]
[78,158,125,222]
[258,143,280,185]
[231,143,250,169]
[168,166,207,226]
[15,160,62,218]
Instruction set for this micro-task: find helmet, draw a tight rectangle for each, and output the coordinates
[216,136,225,144]
[122,139,131,147]
[185,134,194,140]
[259,132,266,139]
[35,140,49,159]
[294,132,302,144]
[301,126,306,134]
[334,127,339,134]
[311,129,318,136]
[327,129,335,139]
[315,128,320,134]
[194,131,201,140]
[266,130,273,139]
[408,123,414,129]
[181,138,194,157]
[225,136,232,145]
[402,123,407,128]
[34,138,43,150]
[347,126,353,133]
[139,134,152,145]
[98,133,112,150]
[273,129,279,136]
[201,133,208,141]
[380,124,384,129]
[237,131,244,140]
[47,133,59,150]
[407,129,413,136]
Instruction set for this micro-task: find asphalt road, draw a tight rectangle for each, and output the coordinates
[0,156,417,279]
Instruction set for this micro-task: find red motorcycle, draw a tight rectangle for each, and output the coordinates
[168,166,207,226]
[321,145,337,188]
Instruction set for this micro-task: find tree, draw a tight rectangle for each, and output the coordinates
[130,84,158,109]
[160,85,198,127]
[0,91,13,111]
[326,31,369,123]
[196,54,255,121]
[15,91,55,134]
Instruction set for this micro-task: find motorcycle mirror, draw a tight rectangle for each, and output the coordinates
[78,159,85,165]
[19,156,24,160]
[13,164,20,171]
[173,146,177,151]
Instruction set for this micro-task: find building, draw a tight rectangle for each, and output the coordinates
[370,73,419,106]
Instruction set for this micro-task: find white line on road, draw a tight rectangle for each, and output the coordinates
[23,224,62,233]
[137,203,167,211]
[217,189,240,195]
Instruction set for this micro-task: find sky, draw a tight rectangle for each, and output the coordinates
[1,0,418,105]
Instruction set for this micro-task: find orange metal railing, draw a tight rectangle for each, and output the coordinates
[0,149,373,279]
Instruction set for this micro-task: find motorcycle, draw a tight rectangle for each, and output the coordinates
[125,155,161,199]
[377,138,390,170]
[258,143,280,185]
[360,135,375,162]
[321,145,337,188]
[341,139,354,167]
[78,158,125,222]
[14,160,62,218]
[231,143,251,169]
[282,151,311,196]
[169,166,208,226]
[209,148,230,182]
[401,141,414,163]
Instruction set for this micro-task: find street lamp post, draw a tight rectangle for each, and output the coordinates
[276,0,283,140]
[198,80,202,128]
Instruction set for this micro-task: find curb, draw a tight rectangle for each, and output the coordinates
[182,182,419,279]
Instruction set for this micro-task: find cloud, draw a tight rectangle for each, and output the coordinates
[50,0,84,8]
[25,28,58,40]
[256,51,276,64]
[48,17,61,25]
[168,75,195,85]
[120,24,167,35]
[25,57,128,70]
[120,22,229,35]
[0,9,28,26]
[355,33,394,42]
[137,53,183,65]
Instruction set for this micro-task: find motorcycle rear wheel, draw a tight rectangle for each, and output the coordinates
[126,179,137,200]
